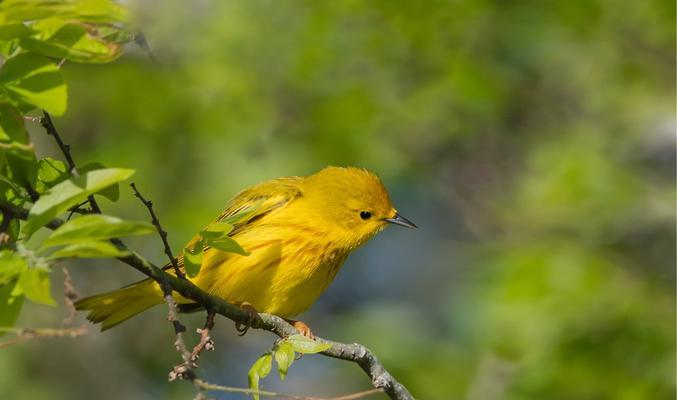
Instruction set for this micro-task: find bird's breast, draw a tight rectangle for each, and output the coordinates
[197,222,351,317]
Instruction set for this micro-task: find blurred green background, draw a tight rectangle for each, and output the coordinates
[2,0,675,399]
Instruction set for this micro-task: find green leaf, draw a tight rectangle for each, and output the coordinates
[0,280,24,331]
[201,221,234,236]
[47,240,129,259]
[19,22,123,63]
[273,341,295,380]
[220,203,263,226]
[35,156,68,193]
[5,151,37,190]
[0,23,36,41]
[41,214,154,248]
[198,221,248,255]
[48,241,129,259]
[285,334,332,354]
[201,235,249,256]
[0,249,26,284]
[0,174,24,205]
[0,103,37,188]
[0,53,67,115]
[0,0,127,24]
[183,242,203,278]
[248,352,273,400]
[79,162,119,201]
[17,265,54,306]
[23,168,135,237]
[0,103,33,154]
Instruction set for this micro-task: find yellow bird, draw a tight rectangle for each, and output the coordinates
[75,166,416,335]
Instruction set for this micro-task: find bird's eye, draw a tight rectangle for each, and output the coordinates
[360,211,372,220]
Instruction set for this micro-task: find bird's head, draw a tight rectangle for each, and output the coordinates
[305,166,416,249]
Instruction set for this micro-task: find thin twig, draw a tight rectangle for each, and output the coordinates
[190,310,215,363]
[165,291,195,381]
[40,111,78,176]
[0,325,88,349]
[61,267,79,327]
[133,31,158,65]
[129,182,185,279]
[39,111,102,214]
[194,379,383,400]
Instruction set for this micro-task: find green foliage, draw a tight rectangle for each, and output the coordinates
[182,244,202,278]
[0,52,66,115]
[41,214,154,248]
[284,334,332,354]
[181,218,251,277]
[16,263,54,306]
[47,241,129,259]
[0,280,24,330]
[248,334,332,396]
[23,168,135,237]
[0,0,134,333]
[248,352,272,400]
[273,341,294,380]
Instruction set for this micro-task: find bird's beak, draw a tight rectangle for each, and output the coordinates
[384,212,417,229]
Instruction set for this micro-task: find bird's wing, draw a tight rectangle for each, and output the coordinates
[215,176,304,236]
[169,177,303,273]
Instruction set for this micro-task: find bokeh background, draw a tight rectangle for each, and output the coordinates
[2,1,675,399]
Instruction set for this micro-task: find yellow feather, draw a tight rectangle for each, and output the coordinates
[76,166,407,328]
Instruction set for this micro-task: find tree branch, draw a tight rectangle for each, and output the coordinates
[129,182,185,279]
[39,111,102,215]
[193,380,383,399]
[0,325,87,349]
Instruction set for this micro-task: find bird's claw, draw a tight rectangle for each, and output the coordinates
[235,302,260,336]
[287,319,315,340]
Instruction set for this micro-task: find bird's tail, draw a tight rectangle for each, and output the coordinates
[75,279,163,331]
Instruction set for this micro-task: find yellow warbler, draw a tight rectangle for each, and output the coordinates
[75,166,416,334]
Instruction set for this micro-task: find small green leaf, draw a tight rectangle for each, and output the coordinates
[35,156,68,193]
[286,334,332,354]
[183,243,203,278]
[198,221,248,256]
[0,103,37,188]
[0,53,67,115]
[0,250,26,284]
[79,162,119,201]
[0,280,24,332]
[17,266,54,306]
[19,22,123,64]
[203,235,249,256]
[5,151,37,190]
[201,221,234,236]
[48,241,130,259]
[0,103,33,156]
[248,352,273,400]
[41,214,154,248]
[23,168,135,237]
[0,23,36,41]
[273,341,295,380]
[0,0,127,24]
[220,203,263,226]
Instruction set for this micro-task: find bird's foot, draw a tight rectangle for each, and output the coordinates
[285,319,315,340]
[234,302,261,336]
